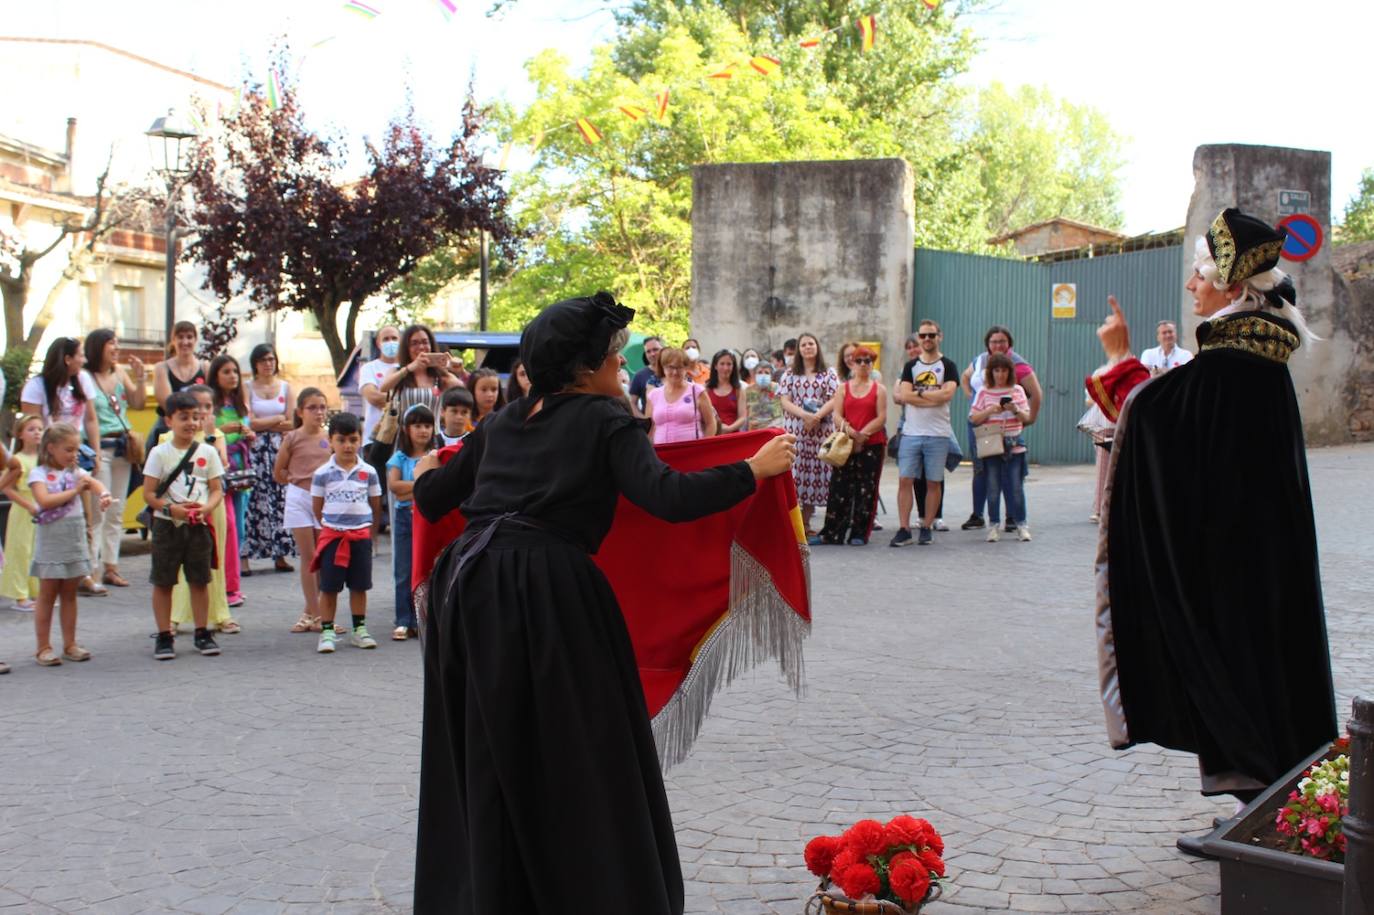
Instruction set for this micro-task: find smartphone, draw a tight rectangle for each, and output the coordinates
[999,396,1013,407]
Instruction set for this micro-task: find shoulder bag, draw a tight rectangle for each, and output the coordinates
[99,375,144,467]
[372,390,401,445]
[974,422,1006,459]
[135,441,203,528]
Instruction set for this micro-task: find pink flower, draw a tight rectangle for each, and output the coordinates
[1307,819,1325,836]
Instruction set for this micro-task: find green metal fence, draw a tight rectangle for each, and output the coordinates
[912,245,1183,464]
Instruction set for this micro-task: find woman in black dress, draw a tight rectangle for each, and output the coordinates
[411,293,795,914]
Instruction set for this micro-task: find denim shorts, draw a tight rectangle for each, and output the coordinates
[897,435,951,482]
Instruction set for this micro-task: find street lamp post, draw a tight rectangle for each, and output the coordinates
[145,109,198,341]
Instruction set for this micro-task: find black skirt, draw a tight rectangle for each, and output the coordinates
[414,525,683,914]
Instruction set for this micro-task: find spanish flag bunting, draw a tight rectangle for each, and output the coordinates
[709,63,737,79]
[618,105,648,122]
[856,14,876,52]
[749,55,781,76]
[655,89,670,122]
[922,0,940,8]
[266,68,283,110]
[576,117,603,145]
[799,36,823,48]
[497,141,512,170]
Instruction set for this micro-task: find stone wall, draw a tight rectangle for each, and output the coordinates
[1184,144,1361,445]
[1334,242,1374,440]
[690,159,914,380]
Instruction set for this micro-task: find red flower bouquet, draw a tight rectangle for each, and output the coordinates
[805,816,946,912]
[1274,737,1351,862]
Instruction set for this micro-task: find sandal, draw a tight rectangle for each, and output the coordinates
[63,644,92,662]
[392,626,409,641]
[274,558,295,572]
[290,614,322,633]
[219,620,242,635]
[102,570,130,587]
[36,647,62,667]
[77,578,109,597]
[0,660,9,675]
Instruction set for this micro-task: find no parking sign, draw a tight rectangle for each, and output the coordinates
[1278,213,1323,262]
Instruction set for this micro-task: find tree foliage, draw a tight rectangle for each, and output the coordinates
[1341,168,1374,244]
[972,83,1125,237]
[185,67,515,375]
[489,1,1126,335]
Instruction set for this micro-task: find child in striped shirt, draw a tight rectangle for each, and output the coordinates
[309,413,382,653]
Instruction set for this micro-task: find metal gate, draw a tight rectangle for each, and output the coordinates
[912,245,1183,464]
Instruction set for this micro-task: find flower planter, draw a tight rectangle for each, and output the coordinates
[1195,745,1344,915]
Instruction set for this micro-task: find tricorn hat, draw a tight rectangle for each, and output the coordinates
[1206,208,1287,286]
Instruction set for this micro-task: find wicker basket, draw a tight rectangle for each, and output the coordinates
[805,880,941,914]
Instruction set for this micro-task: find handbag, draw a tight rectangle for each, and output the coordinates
[372,391,400,445]
[819,428,854,467]
[222,439,256,494]
[974,423,1006,459]
[102,386,144,467]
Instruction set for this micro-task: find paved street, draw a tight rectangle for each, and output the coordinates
[2,444,1371,914]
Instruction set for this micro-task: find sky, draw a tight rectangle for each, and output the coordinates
[5,0,1368,235]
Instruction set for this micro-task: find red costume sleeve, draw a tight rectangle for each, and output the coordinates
[1085,358,1149,423]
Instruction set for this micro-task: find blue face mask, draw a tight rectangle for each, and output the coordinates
[380,340,399,359]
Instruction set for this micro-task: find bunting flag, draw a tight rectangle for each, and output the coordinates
[411,430,811,770]
[856,14,877,52]
[436,0,457,21]
[749,55,781,75]
[497,141,512,170]
[618,105,648,121]
[531,128,545,151]
[344,0,381,17]
[655,89,670,122]
[576,117,602,145]
[799,36,823,48]
[922,0,940,8]
[266,69,283,110]
[709,63,737,79]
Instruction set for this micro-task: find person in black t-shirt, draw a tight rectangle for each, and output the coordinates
[627,335,664,416]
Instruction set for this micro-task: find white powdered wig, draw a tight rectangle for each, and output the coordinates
[1193,237,1318,343]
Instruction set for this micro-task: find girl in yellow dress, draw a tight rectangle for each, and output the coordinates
[167,386,236,633]
[1,415,44,609]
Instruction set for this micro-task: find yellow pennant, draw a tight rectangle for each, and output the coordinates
[856,14,876,52]
[655,89,670,122]
[799,36,822,48]
[576,117,602,145]
[749,56,781,76]
[618,105,648,122]
[709,63,737,79]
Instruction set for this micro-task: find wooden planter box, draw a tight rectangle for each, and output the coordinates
[1195,745,1344,915]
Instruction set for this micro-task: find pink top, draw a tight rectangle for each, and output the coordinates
[970,385,1030,454]
[648,383,704,444]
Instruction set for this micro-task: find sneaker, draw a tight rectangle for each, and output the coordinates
[889,528,913,547]
[194,632,221,656]
[872,522,884,532]
[154,632,175,661]
[848,537,867,546]
[1089,513,1100,523]
[317,629,337,654]
[986,527,1001,543]
[1018,524,1032,542]
[933,518,949,532]
[350,625,378,650]
[806,534,823,546]
[917,526,933,545]
[960,514,985,530]
[227,592,245,608]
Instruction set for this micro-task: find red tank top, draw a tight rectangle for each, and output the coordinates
[844,381,885,445]
[707,386,739,427]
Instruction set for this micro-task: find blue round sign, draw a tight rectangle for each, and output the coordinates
[1278,214,1323,262]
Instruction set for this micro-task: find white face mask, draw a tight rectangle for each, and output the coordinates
[380,340,399,359]
[684,347,700,362]
[754,375,772,390]
[743,355,759,371]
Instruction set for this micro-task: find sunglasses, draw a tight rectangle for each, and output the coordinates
[917,332,938,339]
[852,358,873,364]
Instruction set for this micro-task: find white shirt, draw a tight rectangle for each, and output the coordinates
[21,374,97,429]
[358,357,399,444]
[900,356,959,439]
[1140,345,1194,373]
[143,440,225,523]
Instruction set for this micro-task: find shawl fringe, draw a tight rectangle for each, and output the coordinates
[651,540,811,769]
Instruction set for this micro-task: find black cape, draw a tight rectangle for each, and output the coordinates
[411,394,755,914]
[1096,312,1337,793]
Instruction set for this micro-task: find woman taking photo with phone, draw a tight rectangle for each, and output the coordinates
[377,324,462,419]
[969,353,1031,542]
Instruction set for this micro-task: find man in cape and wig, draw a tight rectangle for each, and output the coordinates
[1087,207,1337,851]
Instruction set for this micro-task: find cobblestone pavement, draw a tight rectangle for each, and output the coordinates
[1,445,1371,914]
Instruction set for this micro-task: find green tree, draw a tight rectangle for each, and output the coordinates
[491,2,986,332]
[973,82,1126,237]
[1341,168,1374,243]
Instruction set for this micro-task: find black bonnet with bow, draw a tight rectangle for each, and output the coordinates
[520,291,635,395]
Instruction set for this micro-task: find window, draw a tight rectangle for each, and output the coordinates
[114,286,144,338]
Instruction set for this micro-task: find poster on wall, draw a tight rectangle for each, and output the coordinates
[1051,283,1077,319]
